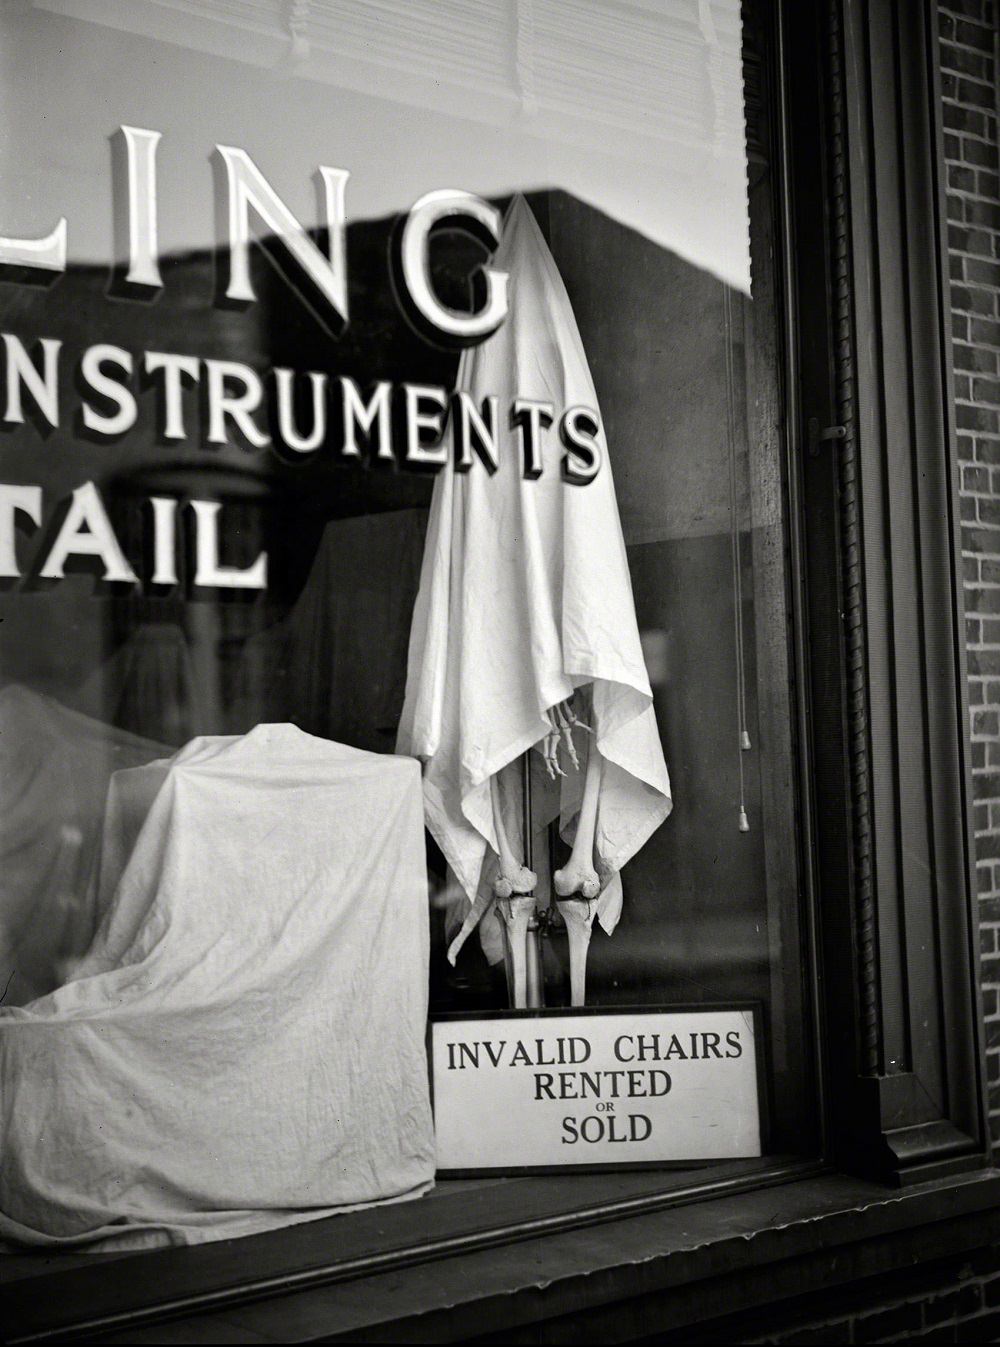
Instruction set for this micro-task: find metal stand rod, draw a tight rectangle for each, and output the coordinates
[522,751,544,1009]
[521,750,533,871]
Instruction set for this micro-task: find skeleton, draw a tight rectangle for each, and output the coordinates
[445,691,606,1009]
[401,199,671,1018]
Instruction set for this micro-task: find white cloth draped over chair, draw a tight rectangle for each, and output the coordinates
[0,723,434,1250]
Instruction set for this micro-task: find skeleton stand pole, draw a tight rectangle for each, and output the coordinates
[521,752,543,1009]
[492,757,542,1009]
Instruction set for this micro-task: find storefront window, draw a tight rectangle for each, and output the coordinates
[0,0,817,1251]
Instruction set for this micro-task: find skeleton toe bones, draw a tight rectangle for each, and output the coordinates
[542,725,566,779]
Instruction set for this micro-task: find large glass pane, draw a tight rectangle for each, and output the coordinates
[0,0,816,1230]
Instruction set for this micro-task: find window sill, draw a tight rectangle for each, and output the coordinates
[6,1164,1000,1342]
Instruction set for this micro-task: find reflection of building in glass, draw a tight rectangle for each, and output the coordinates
[0,188,789,1071]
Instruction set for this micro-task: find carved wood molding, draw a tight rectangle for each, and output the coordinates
[804,0,988,1180]
[825,0,881,1080]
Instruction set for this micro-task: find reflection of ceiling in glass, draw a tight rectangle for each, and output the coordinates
[21,0,750,291]
[38,1,739,163]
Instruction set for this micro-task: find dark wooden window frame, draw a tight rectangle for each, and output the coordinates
[5,0,993,1339]
[788,0,987,1185]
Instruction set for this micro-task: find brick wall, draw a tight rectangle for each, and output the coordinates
[942,0,1000,1147]
[640,1242,1000,1343]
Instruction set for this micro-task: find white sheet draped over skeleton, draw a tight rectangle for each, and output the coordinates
[397,195,671,964]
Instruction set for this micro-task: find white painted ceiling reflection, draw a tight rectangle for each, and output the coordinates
[5,0,750,291]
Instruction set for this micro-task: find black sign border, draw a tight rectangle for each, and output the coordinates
[428,1001,769,1177]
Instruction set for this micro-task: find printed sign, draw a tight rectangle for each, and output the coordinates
[431,1006,762,1173]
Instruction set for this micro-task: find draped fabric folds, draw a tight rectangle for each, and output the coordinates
[0,724,434,1250]
[397,195,672,957]
[0,685,167,1007]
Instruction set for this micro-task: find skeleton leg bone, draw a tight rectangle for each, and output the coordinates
[496,894,536,1009]
[558,897,598,1006]
[490,772,536,899]
[445,769,537,968]
[554,743,602,901]
[446,887,493,966]
[554,741,603,1006]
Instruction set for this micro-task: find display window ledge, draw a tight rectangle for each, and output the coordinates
[5,1163,1000,1343]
